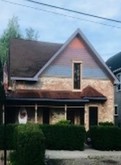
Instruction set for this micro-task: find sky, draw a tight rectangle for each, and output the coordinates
[1,0,121,61]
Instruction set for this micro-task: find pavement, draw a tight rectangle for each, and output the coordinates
[1,147,121,165]
[45,147,121,165]
[46,148,121,159]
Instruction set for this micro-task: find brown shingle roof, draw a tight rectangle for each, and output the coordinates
[8,86,106,101]
[10,39,63,78]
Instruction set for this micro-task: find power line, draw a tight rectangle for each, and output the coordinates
[25,0,121,24]
[1,0,121,29]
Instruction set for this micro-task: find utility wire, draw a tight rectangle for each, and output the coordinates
[25,0,121,24]
[1,0,121,29]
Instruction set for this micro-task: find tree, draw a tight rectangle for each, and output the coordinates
[0,59,3,82]
[0,16,22,65]
[0,16,40,82]
[25,27,39,40]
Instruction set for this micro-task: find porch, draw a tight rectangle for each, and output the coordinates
[5,87,107,129]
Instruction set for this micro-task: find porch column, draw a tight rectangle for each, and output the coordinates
[35,104,38,123]
[64,104,67,120]
[84,105,89,131]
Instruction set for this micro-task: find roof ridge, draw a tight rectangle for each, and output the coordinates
[10,38,63,45]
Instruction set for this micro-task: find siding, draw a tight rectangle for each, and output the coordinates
[41,37,108,79]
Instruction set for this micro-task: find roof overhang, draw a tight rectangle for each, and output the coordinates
[83,96,107,102]
[11,77,38,81]
[6,86,107,105]
[6,97,89,106]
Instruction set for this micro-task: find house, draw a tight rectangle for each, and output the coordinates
[106,52,121,125]
[4,29,116,130]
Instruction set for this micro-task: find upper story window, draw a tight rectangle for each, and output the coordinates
[73,62,82,90]
[116,73,121,92]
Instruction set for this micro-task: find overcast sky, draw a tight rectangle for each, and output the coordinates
[1,0,121,61]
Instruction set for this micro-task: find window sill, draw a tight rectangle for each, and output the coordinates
[72,89,82,92]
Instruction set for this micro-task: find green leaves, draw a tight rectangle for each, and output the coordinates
[0,16,21,65]
[0,16,39,65]
[25,27,39,40]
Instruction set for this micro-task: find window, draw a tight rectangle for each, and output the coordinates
[114,105,118,116]
[73,62,81,90]
[116,73,121,91]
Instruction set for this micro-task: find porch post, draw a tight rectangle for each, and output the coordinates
[64,104,67,120]
[84,105,88,131]
[35,104,38,123]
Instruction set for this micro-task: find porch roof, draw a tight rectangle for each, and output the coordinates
[6,86,107,104]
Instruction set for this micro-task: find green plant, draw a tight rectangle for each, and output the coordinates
[10,124,45,165]
[90,126,121,150]
[99,122,114,126]
[40,124,85,150]
[55,120,71,125]
[0,124,17,150]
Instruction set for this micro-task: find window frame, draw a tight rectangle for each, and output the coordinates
[72,61,82,91]
[114,104,118,116]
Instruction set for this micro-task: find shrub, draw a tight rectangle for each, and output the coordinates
[10,124,45,165]
[55,120,71,125]
[6,124,18,149]
[40,124,85,150]
[99,122,114,126]
[0,124,17,150]
[90,126,121,150]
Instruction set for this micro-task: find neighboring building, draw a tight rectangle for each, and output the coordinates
[106,52,121,125]
[4,29,116,130]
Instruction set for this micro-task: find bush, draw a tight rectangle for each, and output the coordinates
[55,120,71,125]
[90,126,121,150]
[0,124,17,150]
[10,124,45,165]
[40,124,85,150]
[99,122,114,126]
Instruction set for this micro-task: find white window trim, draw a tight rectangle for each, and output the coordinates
[72,61,82,91]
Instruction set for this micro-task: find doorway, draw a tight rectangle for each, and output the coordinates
[67,108,84,125]
[43,108,49,124]
[89,107,98,128]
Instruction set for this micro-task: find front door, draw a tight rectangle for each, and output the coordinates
[43,108,49,124]
[67,109,74,124]
[89,107,98,129]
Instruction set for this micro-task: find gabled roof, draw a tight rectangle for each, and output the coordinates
[10,29,116,82]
